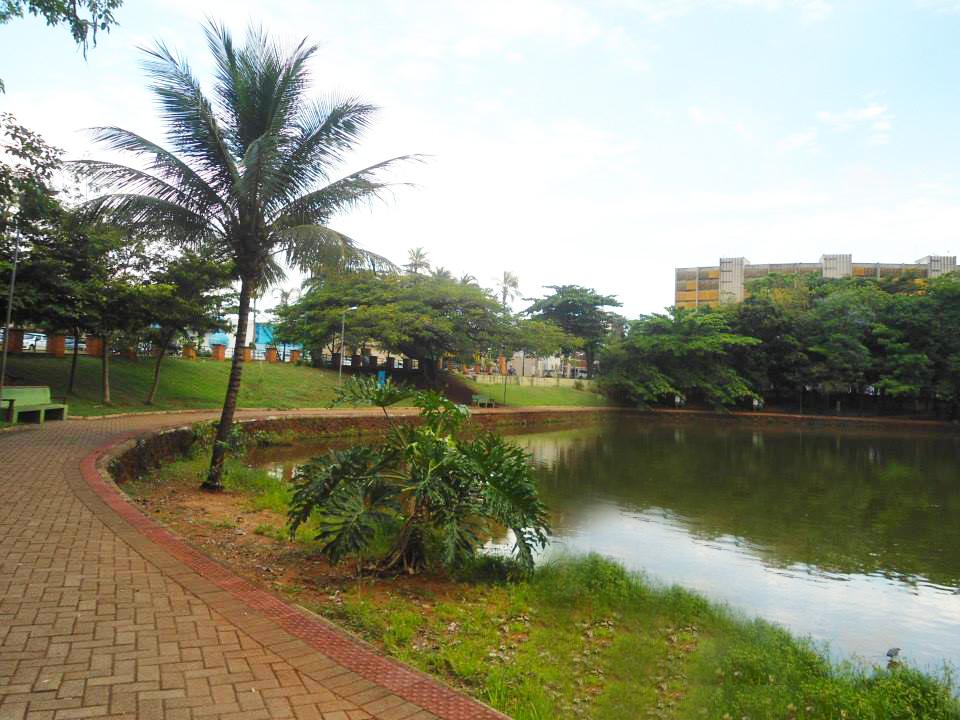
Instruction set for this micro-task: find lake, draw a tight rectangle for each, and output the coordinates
[253,418,960,673]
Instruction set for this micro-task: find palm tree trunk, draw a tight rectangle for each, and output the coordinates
[145,330,172,405]
[204,277,253,491]
[67,330,80,395]
[101,335,111,405]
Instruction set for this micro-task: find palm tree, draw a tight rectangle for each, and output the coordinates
[76,22,414,490]
[404,246,430,275]
[430,266,453,281]
[459,273,478,286]
[497,270,520,309]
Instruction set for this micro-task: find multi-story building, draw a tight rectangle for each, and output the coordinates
[675,254,957,309]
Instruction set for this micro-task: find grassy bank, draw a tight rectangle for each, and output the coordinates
[127,450,959,720]
[462,378,610,407]
[4,355,343,416]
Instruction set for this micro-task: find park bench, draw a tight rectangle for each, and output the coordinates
[1,386,68,424]
[471,394,496,408]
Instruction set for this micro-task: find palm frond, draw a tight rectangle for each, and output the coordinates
[274,224,397,274]
[140,40,240,192]
[73,159,222,223]
[81,127,234,223]
[270,155,419,226]
[266,97,379,205]
[80,193,217,246]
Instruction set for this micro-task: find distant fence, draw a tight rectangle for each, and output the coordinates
[468,374,594,389]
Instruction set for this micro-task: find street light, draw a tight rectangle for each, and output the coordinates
[338,306,359,384]
[0,229,20,409]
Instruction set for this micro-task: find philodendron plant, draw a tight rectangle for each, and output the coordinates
[287,376,549,574]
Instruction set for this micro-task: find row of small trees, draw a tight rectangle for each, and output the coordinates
[1,114,234,405]
[272,266,625,379]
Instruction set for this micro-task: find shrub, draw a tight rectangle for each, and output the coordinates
[287,376,550,573]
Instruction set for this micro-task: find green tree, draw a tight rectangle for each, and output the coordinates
[505,318,579,375]
[276,271,507,378]
[524,285,622,378]
[497,270,519,309]
[78,22,414,489]
[805,284,890,408]
[726,297,809,403]
[599,307,760,408]
[404,246,430,275]
[144,253,234,405]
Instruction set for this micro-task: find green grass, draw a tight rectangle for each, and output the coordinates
[5,355,344,416]
[322,556,958,720]
[131,446,959,720]
[463,379,610,407]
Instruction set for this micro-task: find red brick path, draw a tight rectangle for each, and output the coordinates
[0,411,512,720]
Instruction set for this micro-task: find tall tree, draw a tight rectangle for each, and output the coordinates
[497,270,519,309]
[404,246,430,275]
[144,253,234,405]
[77,22,413,490]
[275,271,507,378]
[599,308,760,408]
[524,285,622,378]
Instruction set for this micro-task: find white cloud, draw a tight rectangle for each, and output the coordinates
[913,0,960,13]
[616,0,833,23]
[818,103,893,145]
[777,128,819,152]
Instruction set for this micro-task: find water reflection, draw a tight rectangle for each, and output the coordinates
[252,420,960,672]
[511,422,960,671]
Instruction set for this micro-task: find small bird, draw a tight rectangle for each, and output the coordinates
[886,648,902,668]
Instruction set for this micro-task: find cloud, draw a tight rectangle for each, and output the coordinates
[777,128,819,152]
[687,106,754,139]
[818,103,893,145]
[913,0,960,12]
[616,0,833,23]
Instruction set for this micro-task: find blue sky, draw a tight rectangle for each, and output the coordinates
[3,0,960,315]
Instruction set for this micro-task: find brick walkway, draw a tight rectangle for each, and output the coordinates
[0,412,509,720]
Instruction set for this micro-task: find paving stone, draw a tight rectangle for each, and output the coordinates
[0,412,508,720]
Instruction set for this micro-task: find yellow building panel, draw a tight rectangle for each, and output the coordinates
[705,270,720,279]
[676,290,698,301]
[699,290,719,300]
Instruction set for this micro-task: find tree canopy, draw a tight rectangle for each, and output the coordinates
[275,271,508,373]
[599,272,960,416]
[77,21,415,488]
[524,285,623,377]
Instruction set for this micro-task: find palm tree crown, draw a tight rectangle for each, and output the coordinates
[76,21,415,488]
[404,246,430,275]
[497,270,520,309]
[78,22,407,279]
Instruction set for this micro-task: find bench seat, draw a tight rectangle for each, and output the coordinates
[1,386,69,424]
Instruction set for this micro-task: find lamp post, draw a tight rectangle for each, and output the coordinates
[0,229,20,408]
[338,306,358,384]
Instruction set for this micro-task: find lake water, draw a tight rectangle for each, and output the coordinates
[252,419,960,673]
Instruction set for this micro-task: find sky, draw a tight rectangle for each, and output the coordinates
[3,0,960,316]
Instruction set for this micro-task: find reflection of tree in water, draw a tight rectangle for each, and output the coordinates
[514,422,960,588]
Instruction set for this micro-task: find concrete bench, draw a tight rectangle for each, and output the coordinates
[471,394,496,408]
[1,386,68,424]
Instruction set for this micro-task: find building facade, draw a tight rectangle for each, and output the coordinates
[675,254,957,309]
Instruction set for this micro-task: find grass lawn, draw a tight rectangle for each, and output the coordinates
[463,378,610,407]
[128,449,959,720]
[4,355,343,416]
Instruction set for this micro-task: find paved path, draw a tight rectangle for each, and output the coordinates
[0,412,509,720]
